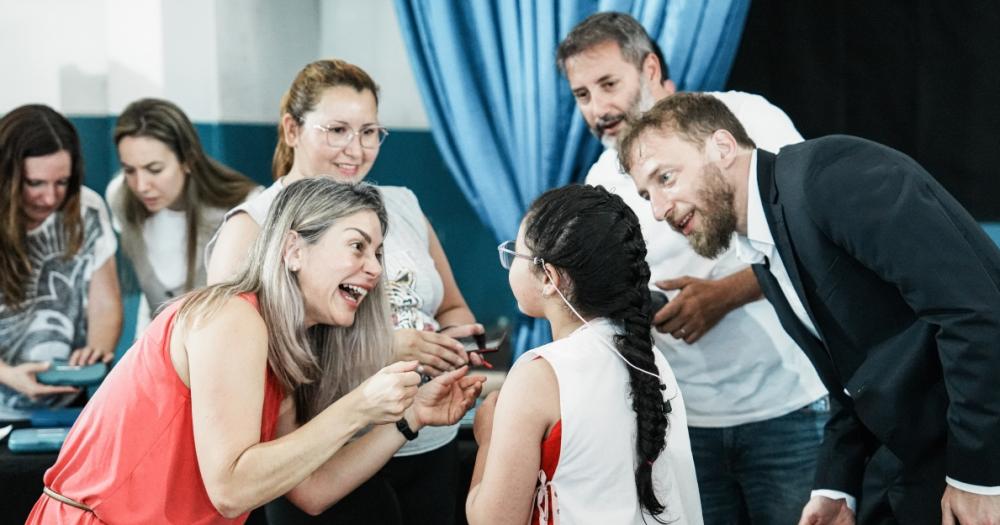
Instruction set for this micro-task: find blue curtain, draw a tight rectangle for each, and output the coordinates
[395,0,751,358]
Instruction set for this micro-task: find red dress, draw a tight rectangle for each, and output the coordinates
[26,293,284,524]
[531,420,562,525]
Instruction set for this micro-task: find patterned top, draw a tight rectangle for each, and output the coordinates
[379,186,454,456]
[0,187,117,420]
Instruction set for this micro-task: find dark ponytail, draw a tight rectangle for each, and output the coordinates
[524,184,671,521]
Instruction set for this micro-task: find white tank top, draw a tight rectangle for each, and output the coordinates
[518,319,703,524]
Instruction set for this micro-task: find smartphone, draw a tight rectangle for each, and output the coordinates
[460,330,508,354]
[35,360,107,387]
[650,291,669,313]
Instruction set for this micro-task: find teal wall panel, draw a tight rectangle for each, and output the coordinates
[983,223,1000,247]
[69,114,1000,358]
[70,117,516,332]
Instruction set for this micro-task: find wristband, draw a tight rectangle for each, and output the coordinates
[396,417,419,440]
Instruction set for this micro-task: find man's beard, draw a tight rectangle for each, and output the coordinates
[687,163,738,259]
[595,78,657,149]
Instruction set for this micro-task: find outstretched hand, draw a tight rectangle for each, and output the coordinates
[393,325,487,377]
[68,345,114,366]
[354,360,422,425]
[942,485,1000,525]
[654,275,736,343]
[412,366,486,428]
[0,362,79,400]
[798,496,855,525]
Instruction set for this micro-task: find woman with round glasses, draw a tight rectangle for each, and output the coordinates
[207,58,485,525]
[468,185,702,524]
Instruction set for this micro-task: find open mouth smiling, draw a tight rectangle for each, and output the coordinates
[672,211,694,234]
[339,283,369,303]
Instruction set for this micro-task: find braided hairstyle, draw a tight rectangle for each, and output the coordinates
[523,184,671,520]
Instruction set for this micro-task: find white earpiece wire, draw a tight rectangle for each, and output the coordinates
[542,266,664,382]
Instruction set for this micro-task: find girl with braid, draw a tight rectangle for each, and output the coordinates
[466,184,703,524]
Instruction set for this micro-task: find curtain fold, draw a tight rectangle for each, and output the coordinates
[395,0,750,358]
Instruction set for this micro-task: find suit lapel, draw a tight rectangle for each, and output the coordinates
[756,151,829,344]
[754,152,849,395]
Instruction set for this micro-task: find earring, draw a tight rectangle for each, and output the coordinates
[289,264,299,272]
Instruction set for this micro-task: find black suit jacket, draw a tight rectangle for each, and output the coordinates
[754,135,1000,496]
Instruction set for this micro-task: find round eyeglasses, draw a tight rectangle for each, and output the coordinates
[497,240,542,270]
[313,124,389,149]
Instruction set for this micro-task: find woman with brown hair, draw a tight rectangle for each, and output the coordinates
[26,177,485,524]
[0,104,121,422]
[208,59,486,524]
[107,98,260,319]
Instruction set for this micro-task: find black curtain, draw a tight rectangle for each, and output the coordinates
[727,0,1000,220]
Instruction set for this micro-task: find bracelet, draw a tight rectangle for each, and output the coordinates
[396,417,419,441]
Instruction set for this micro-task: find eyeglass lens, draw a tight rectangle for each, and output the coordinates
[498,241,515,270]
[321,126,388,149]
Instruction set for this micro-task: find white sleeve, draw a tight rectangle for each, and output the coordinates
[810,489,857,513]
[104,173,125,233]
[945,477,1000,495]
[584,149,627,187]
[716,91,804,152]
[81,187,118,268]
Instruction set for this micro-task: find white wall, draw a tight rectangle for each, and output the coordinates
[0,0,112,115]
[0,0,427,127]
[320,0,429,128]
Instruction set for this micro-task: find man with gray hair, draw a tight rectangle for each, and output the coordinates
[558,12,827,524]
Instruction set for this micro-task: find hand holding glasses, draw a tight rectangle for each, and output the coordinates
[460,329,508,355]
[313,123,389,149]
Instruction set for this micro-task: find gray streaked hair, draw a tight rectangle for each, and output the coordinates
[177,177,393,423]
[556,12,670,81]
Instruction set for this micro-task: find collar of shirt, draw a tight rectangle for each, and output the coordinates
[734,149,773,265]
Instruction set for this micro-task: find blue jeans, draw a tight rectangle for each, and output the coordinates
[688,397,830,525]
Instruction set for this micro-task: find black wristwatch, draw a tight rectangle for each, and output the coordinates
[396,417,419,440]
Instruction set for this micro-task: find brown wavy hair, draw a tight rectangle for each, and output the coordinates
[0,105,84,308]
[113,98,259,291]
[271,59,379,180]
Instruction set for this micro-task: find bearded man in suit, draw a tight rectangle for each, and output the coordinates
[618,92,1000,525]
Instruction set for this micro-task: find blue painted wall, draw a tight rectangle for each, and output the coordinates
[70,117,517,340]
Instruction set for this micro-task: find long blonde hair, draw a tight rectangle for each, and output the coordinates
[272,59,380,180]
[113,98,259,291]
[176,178,393,423]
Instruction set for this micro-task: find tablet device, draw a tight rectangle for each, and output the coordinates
[36,360,108,387]
[29,407,83,428]
[7,427,70,453]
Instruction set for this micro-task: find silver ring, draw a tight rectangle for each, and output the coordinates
[679,328,687,336]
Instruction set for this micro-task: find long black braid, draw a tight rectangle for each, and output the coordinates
[524,184,671,521]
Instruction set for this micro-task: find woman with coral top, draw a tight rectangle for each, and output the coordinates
[466,185,703,524]
[26,177,485,524]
